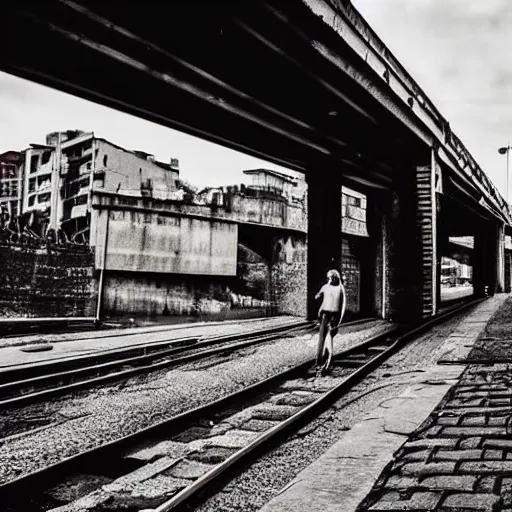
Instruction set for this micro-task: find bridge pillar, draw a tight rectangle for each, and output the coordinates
[306,171,342,320]
[384,179,422,322]
[497,223,505,293]
[473,222,500,297]
[364,191,387,318]
[505,248,512,293]
[416,162,439,316]
[383,155,438,322]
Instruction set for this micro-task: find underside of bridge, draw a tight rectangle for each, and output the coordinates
[3,0,510,321]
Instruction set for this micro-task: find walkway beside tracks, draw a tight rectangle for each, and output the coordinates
[0,316,304,369]
[260,295,509,512]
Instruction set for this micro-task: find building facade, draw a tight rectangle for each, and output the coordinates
[18,130,180,242]
[0,150,22,218]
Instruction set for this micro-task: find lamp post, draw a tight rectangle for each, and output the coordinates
[498,144,511,204]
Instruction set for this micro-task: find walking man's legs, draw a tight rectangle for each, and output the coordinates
[316,312,329,366]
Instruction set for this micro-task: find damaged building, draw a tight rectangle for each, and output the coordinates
[0,150,22,220]
[18,130,180,242]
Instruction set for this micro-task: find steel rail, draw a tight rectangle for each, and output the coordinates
[0,322,314,410]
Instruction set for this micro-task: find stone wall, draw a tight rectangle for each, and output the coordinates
[0,241,96,318]
[271,235,307,317]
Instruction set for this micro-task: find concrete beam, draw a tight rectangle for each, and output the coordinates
[299,0,511,224]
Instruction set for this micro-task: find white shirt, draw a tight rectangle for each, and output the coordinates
[319,283,343,312]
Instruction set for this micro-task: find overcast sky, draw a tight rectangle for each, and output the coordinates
[0,72,298,190]
[2,1,512,196]
[352,0,512,199]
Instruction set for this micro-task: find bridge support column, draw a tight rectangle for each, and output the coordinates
[364,192,387,318]
[497,223,505,293]
[505,248,512,293]
[473,222,500,297]
[384,181,422,322]
[416,162,439,317]
[383,155,438,322]
[306,171,342,320]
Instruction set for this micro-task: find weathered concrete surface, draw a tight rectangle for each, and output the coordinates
[259,295,507,512]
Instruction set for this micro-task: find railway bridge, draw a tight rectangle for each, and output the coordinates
[3,0,511,322]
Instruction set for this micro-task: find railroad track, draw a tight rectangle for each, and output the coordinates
[0,298,482,512]
[0,320,316,410]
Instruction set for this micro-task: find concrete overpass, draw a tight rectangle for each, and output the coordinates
[3,0,511,321]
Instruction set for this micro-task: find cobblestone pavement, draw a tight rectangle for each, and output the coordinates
[357,299,512,512]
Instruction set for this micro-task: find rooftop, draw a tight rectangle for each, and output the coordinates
[243,168,298,184]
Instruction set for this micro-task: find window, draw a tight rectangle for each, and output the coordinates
[41,151,51,165]
[28,196,35,207]
[103,155,108,167]
[28,178,36,193]
[30,155,39,173]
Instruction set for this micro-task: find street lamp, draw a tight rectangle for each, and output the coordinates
[498,144,511,204]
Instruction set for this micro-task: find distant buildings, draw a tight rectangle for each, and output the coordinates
[1,132,367,244]
[14,130,180,242]
[242,168,300,201]
[0,151,22,218]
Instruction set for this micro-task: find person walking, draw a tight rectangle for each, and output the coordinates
[314,269,346,375]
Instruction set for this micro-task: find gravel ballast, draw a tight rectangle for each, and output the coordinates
[0,319,391,485]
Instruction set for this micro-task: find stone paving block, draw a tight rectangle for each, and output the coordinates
[445,398,486,407]
[126,441,192,462]
[437,416,459,426]
[444,406,511,415]
[475,476,497,492]
[484,449,503,459]
[382,475,419,490]
[501,477,512,505]
[403,439,457,450]
[400,461,456,476]
[401,450,431,462]
[489,399,512,407]
[459,437,482,449]
[433,449,482,461]
[165,459,214,479]
[487,416,508,425]
[368,491,442,511]
[441,492,499,511]
[420,426,443,437]
[419,475,476,491]
[441,426,507,436]
[459,460,512,474]
[482,439,512,450]
[454,391,489,398]
[461,416,487,426]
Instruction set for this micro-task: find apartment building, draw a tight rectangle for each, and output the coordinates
[19,130,180,242]
[0,150,22,218]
